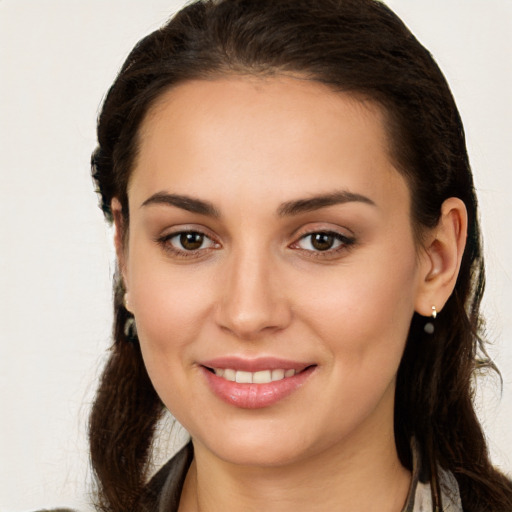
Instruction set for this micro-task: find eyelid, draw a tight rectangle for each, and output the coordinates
[288,225,356,257]
[154,223,355,260]
[155,225,221,258]
[295,232,346,250]
[168,231,217,248]
[291,221,355,239]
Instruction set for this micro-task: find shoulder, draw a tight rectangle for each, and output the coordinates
[439,468,463,511]
[405,438,463,512]
[32,445,193,512]
[138,441,194,512]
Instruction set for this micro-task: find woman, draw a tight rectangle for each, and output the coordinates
[88,0,512,510]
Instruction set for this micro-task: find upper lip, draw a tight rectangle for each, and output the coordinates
[200,356,314,373]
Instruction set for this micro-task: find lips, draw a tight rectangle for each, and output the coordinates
[200,357,316,409]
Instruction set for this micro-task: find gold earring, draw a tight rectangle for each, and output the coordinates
[424,306,437,334]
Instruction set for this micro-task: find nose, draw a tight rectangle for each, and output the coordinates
[214,248,292,340]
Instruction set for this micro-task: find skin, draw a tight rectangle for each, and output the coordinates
[113,76,467,512]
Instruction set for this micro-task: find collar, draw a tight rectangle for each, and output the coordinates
[404,438,463,512]
[142,440,462,512]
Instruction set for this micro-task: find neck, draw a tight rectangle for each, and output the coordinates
[179,424,411,512]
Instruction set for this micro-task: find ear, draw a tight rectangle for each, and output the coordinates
[111,198,132,311]
[415,197,468,317]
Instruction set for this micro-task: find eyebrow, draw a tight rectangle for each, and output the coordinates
[141,192,220,217]
[140,189,376,218]
[277,190,376,216]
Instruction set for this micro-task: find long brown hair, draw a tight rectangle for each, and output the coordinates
[90,1,512,510]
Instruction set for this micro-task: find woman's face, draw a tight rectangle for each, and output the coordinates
[120,76,429,467]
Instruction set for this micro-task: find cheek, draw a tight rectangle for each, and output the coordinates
[289,247,418,438]
[126,246,215,365]
[298,241,418,374]
[128,260,216,422]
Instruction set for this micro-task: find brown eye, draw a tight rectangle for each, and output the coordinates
[310,233,335,251]
[160,230,217,254]
[293,231,354,254]
[180,232,205,250]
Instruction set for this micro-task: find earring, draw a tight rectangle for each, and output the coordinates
[122,293,138,341]
[424,306,437,334]
[124,316,138,342]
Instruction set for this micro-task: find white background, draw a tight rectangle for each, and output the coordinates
[1,1,511,510]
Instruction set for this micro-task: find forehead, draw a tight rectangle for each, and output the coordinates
[130,76,409,215]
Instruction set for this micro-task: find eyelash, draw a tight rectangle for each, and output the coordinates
[156,229,355,259]
[290,231,355,258]
[157,230,220,259]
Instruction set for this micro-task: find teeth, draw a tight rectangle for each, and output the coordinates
[213,368,296,383]
[271,369,285,381]
[235,370,252,383]
[223,369,236,381]
[253,370,271,383]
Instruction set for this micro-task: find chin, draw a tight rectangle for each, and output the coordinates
[211,439,309,468]
[189,416,335,469]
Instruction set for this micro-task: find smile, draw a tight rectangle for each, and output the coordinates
[211,368,297,383]
[200,360,316,409]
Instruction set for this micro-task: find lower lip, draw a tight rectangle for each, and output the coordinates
[201,366,316,409]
